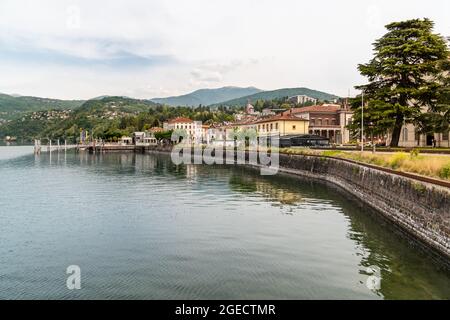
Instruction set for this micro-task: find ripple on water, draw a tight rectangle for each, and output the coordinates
[0,151,449,299]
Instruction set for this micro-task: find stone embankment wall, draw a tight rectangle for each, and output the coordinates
[277,153,450,260]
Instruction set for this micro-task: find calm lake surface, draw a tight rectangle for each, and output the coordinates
[0,146,449,299]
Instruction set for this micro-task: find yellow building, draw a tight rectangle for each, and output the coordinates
[255,114,309,136]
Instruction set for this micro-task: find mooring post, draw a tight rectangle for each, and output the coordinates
[34,139,40,154]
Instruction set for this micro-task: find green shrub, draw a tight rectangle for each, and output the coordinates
[439,163,450,179]
[410,148,420,158]
[412,182,426,193]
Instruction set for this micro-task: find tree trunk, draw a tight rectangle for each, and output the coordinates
[390,115,403,147]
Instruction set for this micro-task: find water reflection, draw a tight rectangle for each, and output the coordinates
[0,149,449,299]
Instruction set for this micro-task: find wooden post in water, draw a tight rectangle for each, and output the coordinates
[34,139,41,154]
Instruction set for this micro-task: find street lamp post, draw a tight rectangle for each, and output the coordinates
[361,90,364,152]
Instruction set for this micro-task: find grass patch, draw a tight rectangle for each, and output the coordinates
[278,147,450,181]
[321,150,343,157]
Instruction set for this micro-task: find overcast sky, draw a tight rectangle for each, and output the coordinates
[0,0,449,100]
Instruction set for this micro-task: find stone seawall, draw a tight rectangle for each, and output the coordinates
[277,153,450,260]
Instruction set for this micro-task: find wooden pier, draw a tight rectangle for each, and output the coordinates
[33,139,159,154]
[34,139,78,154]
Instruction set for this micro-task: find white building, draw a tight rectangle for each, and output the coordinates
[134,132,157,146]
[287,95,317,105]
[119,136,133,145]
[163,117,203,144]
[386,124,450,147]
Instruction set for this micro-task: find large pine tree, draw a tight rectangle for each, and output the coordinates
[355,18,449,147]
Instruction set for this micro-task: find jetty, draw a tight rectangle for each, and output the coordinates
[33,139,160,154]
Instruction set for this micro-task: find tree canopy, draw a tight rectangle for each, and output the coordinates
[353,18,450,147]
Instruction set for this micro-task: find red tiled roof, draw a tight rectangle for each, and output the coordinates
[255,113,309,124]
[215,114,308,129]
[149,127,164,132]
[167,117,194,124]
[284,104,342,115]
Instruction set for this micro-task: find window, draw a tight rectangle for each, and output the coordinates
[310,119,315,126]
[443,131,449,141]
[292,125,296,130]
[403,127,408,141]
[270,123,273,130]
[317,119,322,126]
[275,123,278,130]
[324,119,328,126]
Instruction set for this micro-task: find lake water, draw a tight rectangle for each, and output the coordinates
[0,146,449,299]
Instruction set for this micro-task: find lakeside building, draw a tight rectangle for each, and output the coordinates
[386,124,450,148]
[163,102,355,146]
[255,113,309,136]
[163,117,203,143]
[211,120,257,147]
[202,124,213,144]
[119,136,133,145]
[281,103,353,144]
[133,132,157,146]
[286,95,317,105]
[210,114,310,146]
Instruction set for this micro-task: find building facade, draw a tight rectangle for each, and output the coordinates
[255,114,309,136]
[286,95,317,105]
[163,117,203,143]
[282,103,353,144]
[386,123,450,147]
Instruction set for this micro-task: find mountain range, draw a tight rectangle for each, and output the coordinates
[150,86,262,106]
[212,87,340,107]
[151,86,339,107]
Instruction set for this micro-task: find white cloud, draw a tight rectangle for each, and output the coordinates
[0,0,448,99]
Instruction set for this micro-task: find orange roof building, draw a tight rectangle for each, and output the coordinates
[281,104,353,144]
[254,113,309,136]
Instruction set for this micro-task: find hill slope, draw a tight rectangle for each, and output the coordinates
[77,96,157,114]
[151,86,262,106]
[214,87,340,107]
[0,96,158,140]
[0,93,84,113]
